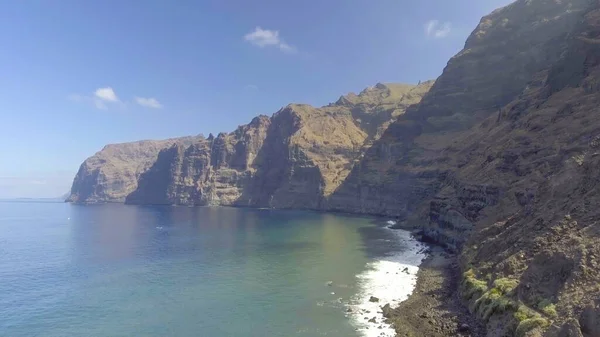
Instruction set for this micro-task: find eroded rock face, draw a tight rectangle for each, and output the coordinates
[70,82,433,206]
[425,1,600,336]
[66,137,198,203]
[326,0,591,224]
[126,116,271,206]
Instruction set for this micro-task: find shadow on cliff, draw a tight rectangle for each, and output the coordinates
[236,106,327,209]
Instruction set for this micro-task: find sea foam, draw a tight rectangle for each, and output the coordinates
[349,228,426,337]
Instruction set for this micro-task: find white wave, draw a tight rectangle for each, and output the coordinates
[348,228,426,337]
[386,220,396,225]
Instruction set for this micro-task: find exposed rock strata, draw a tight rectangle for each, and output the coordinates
[66,137,198,203]
[70,82,433,207]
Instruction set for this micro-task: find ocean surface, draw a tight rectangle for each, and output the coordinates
[0,201,424,337]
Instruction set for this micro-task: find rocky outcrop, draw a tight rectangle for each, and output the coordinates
[126,116,271,206]
[69,82,434,206]
[66,137,198,203]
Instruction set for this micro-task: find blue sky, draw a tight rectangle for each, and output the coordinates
[0,0,514,198]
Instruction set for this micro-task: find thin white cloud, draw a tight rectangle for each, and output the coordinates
[94,87,119,102]
[69,87,121,110]
[69,87,161,110]
[425,20,452,38]
[244,84,259,91]
[244,27,297,53]
[134,96,163,109]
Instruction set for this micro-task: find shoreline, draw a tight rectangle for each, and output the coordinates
[384,244,485,337]
[348,226,427,337]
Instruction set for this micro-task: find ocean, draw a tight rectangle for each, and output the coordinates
[0,201,424,337]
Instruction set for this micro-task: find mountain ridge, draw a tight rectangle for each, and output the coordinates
[68,80,435,207]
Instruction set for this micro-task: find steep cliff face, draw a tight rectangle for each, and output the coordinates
[66,137,198,203]
[126,116,271,206]
[327,0,591,218]
[70,82,433,206]
[449,3,600,335]
[323,1,599,334]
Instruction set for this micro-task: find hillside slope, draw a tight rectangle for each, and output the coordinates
[450,3,600,336]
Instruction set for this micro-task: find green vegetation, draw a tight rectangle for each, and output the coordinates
[493,278,519,293]
[470,277,519,321]
[514,305,551,336]
[515,317,550,337]
[514,305,540,322]
[462,270,522,322]
[462,269,488,301]
[537,300,558,318]
[462,270,554,336]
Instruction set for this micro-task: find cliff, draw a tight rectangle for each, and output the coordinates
[70,82,434,206]
[126,116,271,206]
[67,136,199,203]
[326,0,591,218]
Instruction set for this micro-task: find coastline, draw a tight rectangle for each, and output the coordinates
[348,226,427,337]
[385,245,484,337]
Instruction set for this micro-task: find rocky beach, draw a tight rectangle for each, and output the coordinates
[348,226,427,336]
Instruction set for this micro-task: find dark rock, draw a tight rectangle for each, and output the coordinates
[381,304,393,318]
[556,319,583,337]
[580,302,600,336]
[369,296,380,303]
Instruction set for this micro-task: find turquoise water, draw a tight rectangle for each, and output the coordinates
[0,202,415,337]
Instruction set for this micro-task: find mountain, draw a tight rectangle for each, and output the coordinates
[69,82,434,207]
[67,0,600,335]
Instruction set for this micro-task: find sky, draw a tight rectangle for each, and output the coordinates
[0,0,514,198]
